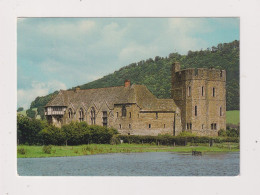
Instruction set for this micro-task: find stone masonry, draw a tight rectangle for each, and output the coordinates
[171,62,226,136]
[45,62,226,136]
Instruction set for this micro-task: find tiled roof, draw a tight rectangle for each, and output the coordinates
[45,84,177,112]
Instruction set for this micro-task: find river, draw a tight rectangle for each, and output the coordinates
[17,152,239,176]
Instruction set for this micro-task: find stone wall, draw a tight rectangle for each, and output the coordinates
[53,103,182,136]
[172,63,226,136]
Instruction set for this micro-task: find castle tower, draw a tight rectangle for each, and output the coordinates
[171,63,226,136]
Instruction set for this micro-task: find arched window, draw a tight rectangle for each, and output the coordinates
[103,111,107,126]
[91,107,96,125]
[79,108,84,122]
[122,105,126,117]
[68,108,73,119]
[213,87,216,97]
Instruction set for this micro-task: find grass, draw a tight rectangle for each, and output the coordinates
[17,110,27,116]
[226,110,240,125]
[17,143,239,158]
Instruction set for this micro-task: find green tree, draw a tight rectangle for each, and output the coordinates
[17,107,24,112]
[26,109,36,119]
[29,40,240,111]
[17,115,47,145]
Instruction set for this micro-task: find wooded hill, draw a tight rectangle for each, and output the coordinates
[29,40,239,119]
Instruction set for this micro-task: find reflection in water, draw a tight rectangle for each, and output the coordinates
[18,152,239,176]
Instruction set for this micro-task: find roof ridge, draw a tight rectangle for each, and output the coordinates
[71,85,125,92]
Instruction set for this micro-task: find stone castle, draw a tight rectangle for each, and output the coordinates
[45,62,226,136]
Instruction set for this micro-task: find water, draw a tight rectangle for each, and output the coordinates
[17,152,239,176]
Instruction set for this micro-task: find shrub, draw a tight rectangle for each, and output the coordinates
[40,125,65,145]
[17,115,48,145]
[226,128,239,137]
[42,145,52,154]
[117,134,239,146]
[110,135,121,145]
[177,131,197,137]
[17,148,26,155]
[218,129,227,137]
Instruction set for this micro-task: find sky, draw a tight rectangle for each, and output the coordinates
[17,17,239,109]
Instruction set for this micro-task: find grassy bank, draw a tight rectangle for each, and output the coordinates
[17,143,239,158]
[226,110,240,125]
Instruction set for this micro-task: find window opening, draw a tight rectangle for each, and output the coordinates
[68,108,73,119]
[79,108,84,122]
[91,107,96,125]
[122,105,126,117]
[103,111,107,126]
[188,86,191,96]
[195,68,198,76]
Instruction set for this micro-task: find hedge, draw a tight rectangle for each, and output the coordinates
[116,134,239,146]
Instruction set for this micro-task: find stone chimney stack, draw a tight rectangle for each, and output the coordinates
[124,79,131,87]
[74,87,80,92]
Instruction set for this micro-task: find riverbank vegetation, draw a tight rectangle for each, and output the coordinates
[17,115,240,146]
[17,115,240,158]
[17,142,239,158]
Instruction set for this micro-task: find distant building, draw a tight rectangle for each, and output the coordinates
[45,62,226,136]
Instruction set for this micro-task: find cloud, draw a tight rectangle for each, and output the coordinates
[17,80,66,109]
[17,18,239,109]
[38,20,96,37]
[118,43,159,63]
[168,18,211,34]
[152,18,212,54]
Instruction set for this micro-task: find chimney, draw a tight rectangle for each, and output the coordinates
[74,87,80,92]
[172,62,180,73]
[124,79,131,87]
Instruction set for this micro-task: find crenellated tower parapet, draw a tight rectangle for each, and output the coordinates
[171,63,226,136]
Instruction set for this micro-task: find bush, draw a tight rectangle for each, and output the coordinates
[218,129,227,137]
[177,131,197,137]
[226,128,239,137]
[110,135,121,145]
[17,148,26,155]
[17,115,48,145]
[117,134,239,146]
[42,145,52,154]
[40,125,65,145]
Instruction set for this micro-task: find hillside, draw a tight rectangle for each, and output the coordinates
[29,40,239,119]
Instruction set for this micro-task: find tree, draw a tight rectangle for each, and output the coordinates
[26,109,36,119]
[28,40,240,111]
[17,107,24,112]
[17,115,47,145]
